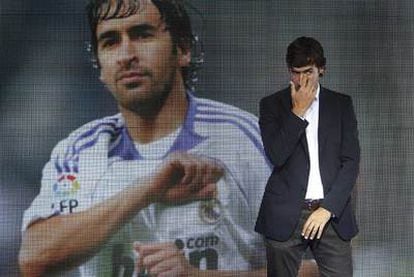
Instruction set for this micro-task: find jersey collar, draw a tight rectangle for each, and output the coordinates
[109,92,206,160]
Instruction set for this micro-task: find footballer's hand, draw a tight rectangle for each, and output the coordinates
[290,74,317,118]
[302,207,331,240]
[148,152,224,204]
[134,242,198,277]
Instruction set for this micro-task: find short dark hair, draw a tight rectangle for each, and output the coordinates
[286,36,326,69]
[86,0,194,86]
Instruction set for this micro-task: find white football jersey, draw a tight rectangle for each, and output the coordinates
[22,94,271,276]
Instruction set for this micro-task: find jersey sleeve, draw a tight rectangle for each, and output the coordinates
[21,139,96,232]
[244,147,271,222]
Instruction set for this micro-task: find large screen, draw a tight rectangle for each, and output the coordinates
[1,0,412,276]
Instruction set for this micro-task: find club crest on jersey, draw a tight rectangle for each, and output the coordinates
[53,174,80,197]
[199,199,222,224]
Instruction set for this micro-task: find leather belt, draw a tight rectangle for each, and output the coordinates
[303,199,321,211]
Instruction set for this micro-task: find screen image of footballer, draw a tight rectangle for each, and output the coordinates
[18,0,319,276]
[1,0,413,276]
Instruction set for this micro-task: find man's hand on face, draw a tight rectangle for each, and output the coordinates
[147,152,224,205]
[134,242,198,277]
[301,207,332,240]
[290,74,318,118]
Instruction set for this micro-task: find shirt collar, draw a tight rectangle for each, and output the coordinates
[109,92,205,161]
[315,83,321,101]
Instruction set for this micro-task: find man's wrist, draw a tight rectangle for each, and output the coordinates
[292,106,309,119]
[317,206,332,218]
[130,180,158,207]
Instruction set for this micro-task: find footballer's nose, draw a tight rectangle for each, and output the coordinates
[291,74,301,87]
[117,38,138,67]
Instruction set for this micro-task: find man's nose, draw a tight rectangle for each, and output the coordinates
[117,38,138,66]
[291,73,301,83]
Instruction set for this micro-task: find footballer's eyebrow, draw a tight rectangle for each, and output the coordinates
[291,67,313,74]
[97,23,158,42]
[127,23,158,36]
[97,30,119,43]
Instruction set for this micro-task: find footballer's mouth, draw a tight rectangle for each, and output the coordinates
[117,71,147,86]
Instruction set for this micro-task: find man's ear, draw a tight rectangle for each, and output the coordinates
[319,67,326,77]
[178,46,191,67]
[99,71,104,83]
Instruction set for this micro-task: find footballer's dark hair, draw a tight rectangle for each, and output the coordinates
[86,0,196,87]
[286,36,326,73]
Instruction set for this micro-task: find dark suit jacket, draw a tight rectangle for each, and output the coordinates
[255,86,360,241]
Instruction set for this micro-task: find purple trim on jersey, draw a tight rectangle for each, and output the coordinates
[63,129,118,172]
[72,156,79,173]
[76,130,116,154]
[62,161,71,173]
[108,127,142,160]
[196,103,260,134]
[56,119,120,173]
[67,121,118,158]
[57,93,265,167]
[168,94,206,154]
[193,117,271,168]
[168,128,206,155]
[195,99,272,169]
[54,155,63,174]
[63,121,116,160]
[107,93,205,160]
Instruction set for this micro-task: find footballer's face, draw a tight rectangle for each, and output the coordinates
[96,0,190,113]
[289,64,324,91]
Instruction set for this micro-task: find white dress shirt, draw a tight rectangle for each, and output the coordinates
[303,84,324,200]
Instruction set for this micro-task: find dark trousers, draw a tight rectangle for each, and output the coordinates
[265,209,353,277]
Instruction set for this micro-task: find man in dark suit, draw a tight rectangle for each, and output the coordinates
[255,37,360,276]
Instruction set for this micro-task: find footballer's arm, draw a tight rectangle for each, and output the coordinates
[19,182,153,276]
[19,153,223,276]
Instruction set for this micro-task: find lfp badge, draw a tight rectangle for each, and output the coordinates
[53,174,80,197]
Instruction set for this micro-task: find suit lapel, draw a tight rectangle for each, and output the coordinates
[280,87,292,112]
[318,87,332,154]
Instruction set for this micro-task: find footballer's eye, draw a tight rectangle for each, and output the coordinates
[100,38,118,48]
[97,32,120,49]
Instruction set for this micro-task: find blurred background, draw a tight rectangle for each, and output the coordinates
[1,0,413,276]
